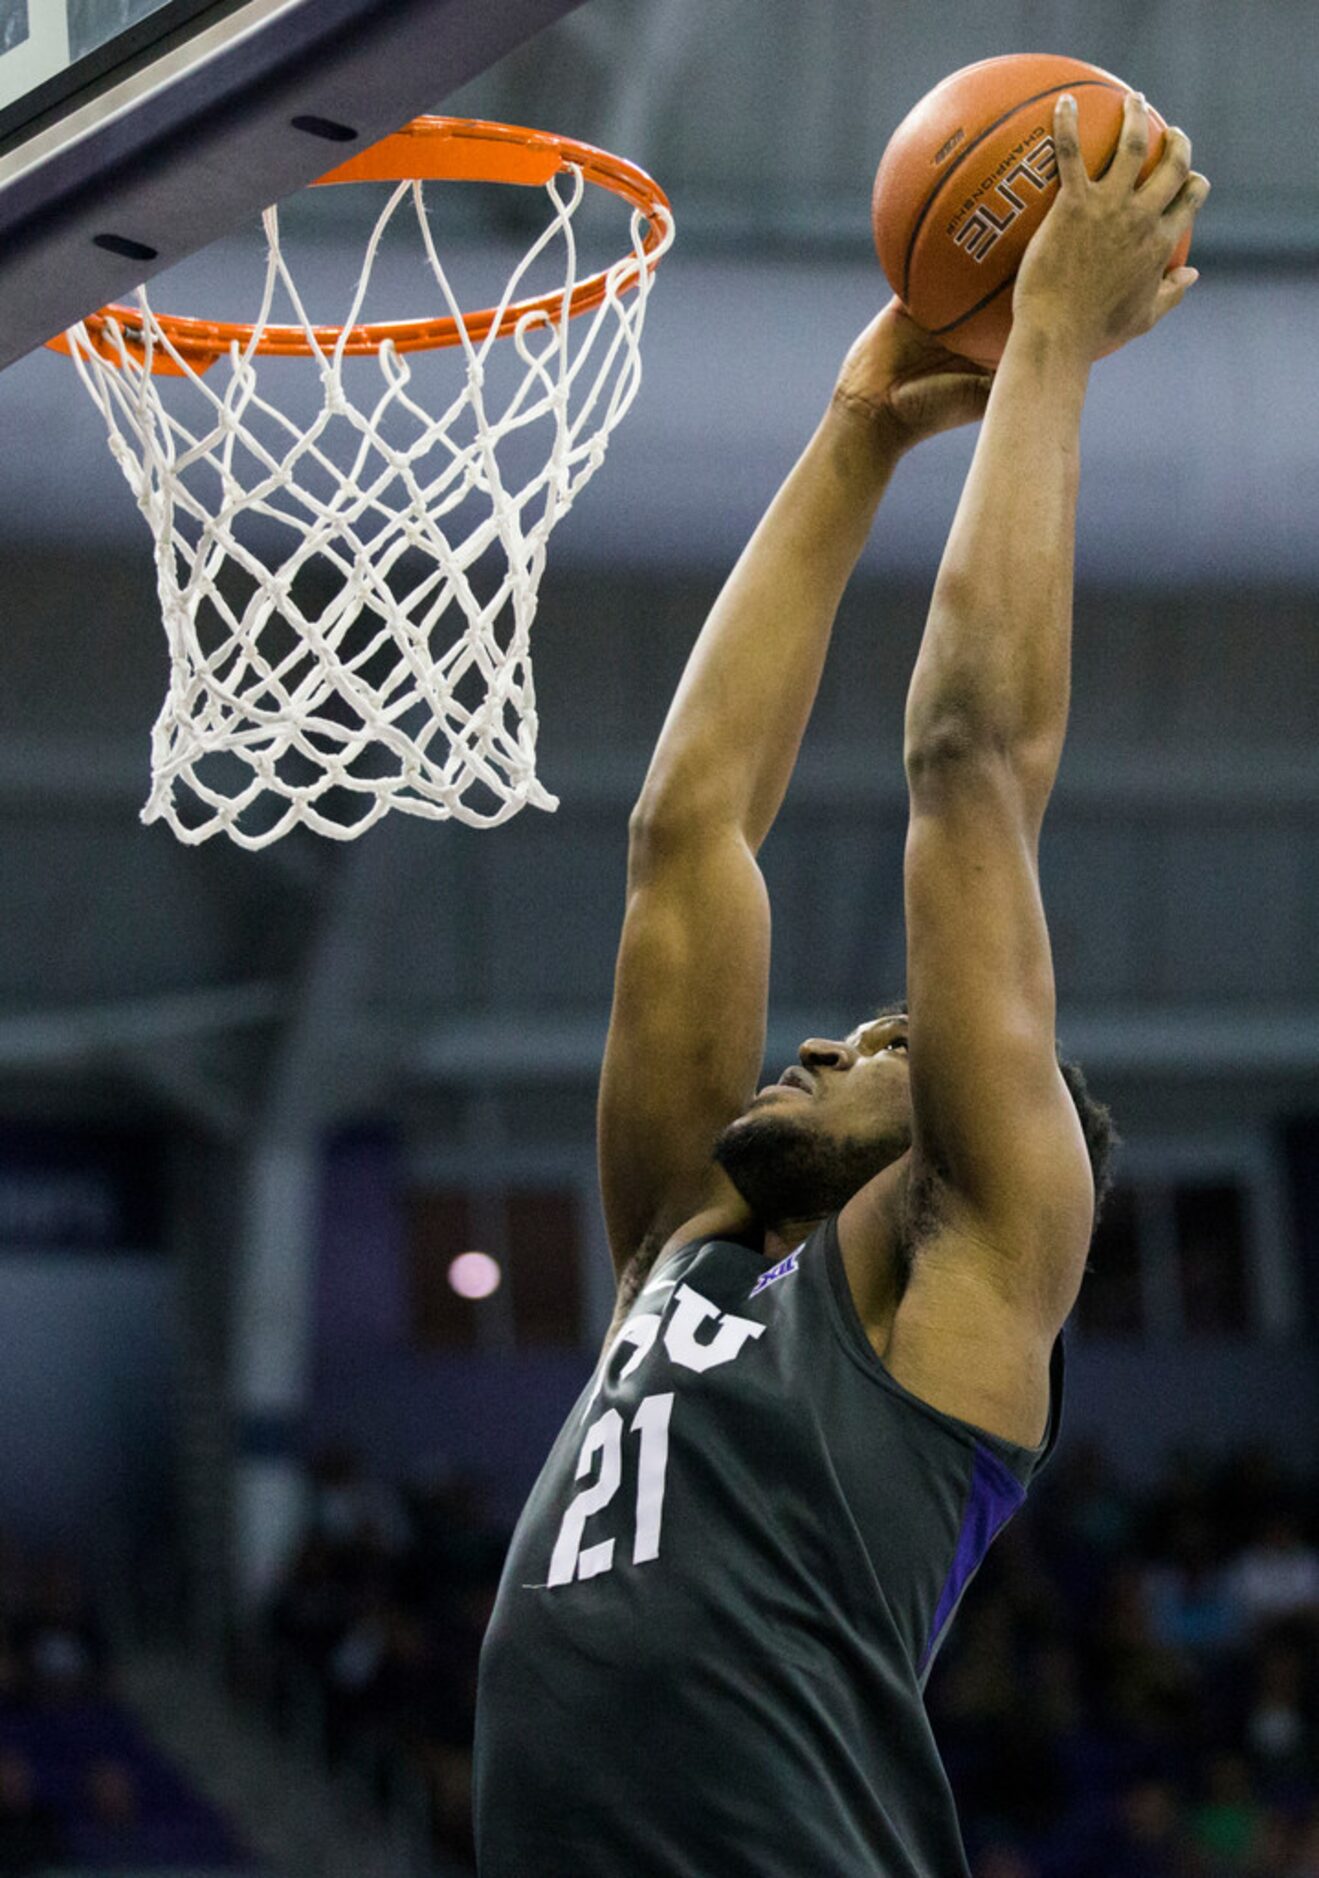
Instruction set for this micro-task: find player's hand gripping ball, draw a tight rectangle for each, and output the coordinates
[872,53,1195,366]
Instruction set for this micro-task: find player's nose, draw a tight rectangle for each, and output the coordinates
[798,1037,856,1073]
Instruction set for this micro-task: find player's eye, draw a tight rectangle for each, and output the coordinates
[887,1035,908,1053]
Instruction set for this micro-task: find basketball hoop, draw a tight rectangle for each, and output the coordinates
[51,118,674,848]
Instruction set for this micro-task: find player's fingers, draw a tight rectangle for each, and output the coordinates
[1105,89,1152,188]
[1147,265,1200,329]
[1162,170,1212,232]
[1138,124,1193,212]
[1051,95,1086,194]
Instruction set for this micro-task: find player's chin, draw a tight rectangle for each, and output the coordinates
[716,1105,807,1164]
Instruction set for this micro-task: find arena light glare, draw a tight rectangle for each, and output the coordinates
[448,1251,503,1300]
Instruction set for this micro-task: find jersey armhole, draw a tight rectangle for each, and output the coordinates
[819,1214,1066,1489]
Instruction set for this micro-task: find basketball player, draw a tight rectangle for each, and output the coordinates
[475,93,1208,1875]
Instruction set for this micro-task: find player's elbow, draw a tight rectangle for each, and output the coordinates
[627,768,750,874]
[626,788,714,878]
[904,706,992,775]
[904,712,1058,815]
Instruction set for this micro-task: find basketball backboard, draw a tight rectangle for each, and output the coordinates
[0,0,585,374]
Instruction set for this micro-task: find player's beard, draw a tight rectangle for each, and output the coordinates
[711,1108,900,1228]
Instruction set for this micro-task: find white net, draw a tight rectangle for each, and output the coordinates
[62,158,672,848]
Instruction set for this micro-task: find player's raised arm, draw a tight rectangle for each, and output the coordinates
[890,95,1208,1335]
[849,95,1210,1434]
[598,308,993,1280]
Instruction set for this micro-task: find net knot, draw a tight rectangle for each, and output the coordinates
[319,368,352,417]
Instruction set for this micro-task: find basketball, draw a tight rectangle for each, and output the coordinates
[873,54,1194,366]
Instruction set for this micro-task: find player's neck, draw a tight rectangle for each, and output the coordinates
[762,1216,826,1262]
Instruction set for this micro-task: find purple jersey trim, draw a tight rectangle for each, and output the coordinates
[918,1441,1027,1679]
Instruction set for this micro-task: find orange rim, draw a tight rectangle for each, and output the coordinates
[50,117,673,376]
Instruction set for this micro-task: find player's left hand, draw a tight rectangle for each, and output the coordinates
[833,298,993,453]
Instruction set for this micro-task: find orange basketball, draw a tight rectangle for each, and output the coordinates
[872,53,1194,366]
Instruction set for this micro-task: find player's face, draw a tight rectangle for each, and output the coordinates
[712,1014,912,1225]
[750,1013,912,1134]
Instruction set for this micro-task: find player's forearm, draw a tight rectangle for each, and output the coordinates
[633,400,900,854]
[904,320,1090,806]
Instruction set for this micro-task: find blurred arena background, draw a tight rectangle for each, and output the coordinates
[1,1,1317,1874]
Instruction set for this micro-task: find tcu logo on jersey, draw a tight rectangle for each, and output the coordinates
[951,135,1059,263]
[583,1281,766,1421]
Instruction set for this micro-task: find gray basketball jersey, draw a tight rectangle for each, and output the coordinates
[474,1216,1064,1876]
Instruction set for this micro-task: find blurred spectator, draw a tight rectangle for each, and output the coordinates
[1090,1563,1204,1767]
[1227,1517,1319,1635]
[1144,1512,1244,1659]
[63,1753,248,1867]
[974,1848,1041,1878]
[1214,1446,1299,1559]
[1048,1439,1136,1556]
[1190,1751,1264,1870]
[258,1435,1319,1878]
[10,1552,106,1703]
[306,1443,410,1555]
[0,1639,20,1708]
[0,1749,64,1874]
[1241,1640,1316,1801]
[270,1531,363,1674]
[1245,1805,1304,1876]
[0,1534,250,1872]
[1088,1776,1202,1878]
[66,1756,144,1867]
[0,1535,25,1629]
[1289,1804,1319,1875]
[263,1448,507,1870]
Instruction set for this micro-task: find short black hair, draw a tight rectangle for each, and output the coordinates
[873,1000,1118,1233]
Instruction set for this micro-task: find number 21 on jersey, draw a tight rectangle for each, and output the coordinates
[545,1278,767,1586]
[547,1393,674,1584]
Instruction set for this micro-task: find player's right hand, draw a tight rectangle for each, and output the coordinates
[1012,90,1209,361]
[833,299,994,454]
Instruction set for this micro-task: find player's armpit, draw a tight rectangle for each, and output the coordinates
[883,1242,1058,1449]
[597,819,769,1278]
[899,743,1094,1333]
